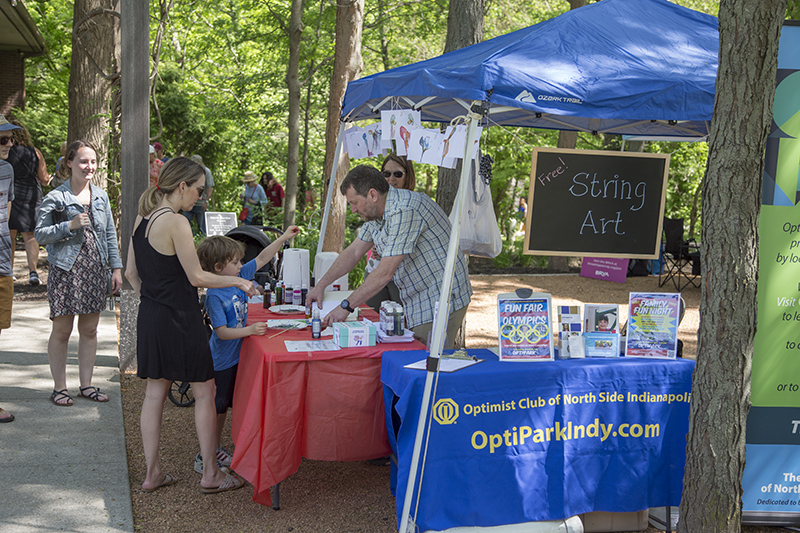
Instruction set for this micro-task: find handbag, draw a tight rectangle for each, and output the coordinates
[239,186,255,221]
[450,151,503,258]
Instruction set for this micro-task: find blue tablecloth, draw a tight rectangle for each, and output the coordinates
[381,349,694,531]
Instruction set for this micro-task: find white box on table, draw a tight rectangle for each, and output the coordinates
[333,321,376,348]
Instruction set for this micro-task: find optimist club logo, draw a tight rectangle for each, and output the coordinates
[432,398,459,425]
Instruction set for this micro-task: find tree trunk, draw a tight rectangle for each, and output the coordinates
[322,0,363,252]
[435,0,485,215]
[284,0,304,230]
[678,2,785,532]
[68,0,119,188]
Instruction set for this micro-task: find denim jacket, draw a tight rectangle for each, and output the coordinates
[34,180,123,272]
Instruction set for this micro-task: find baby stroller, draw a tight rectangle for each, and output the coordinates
[167,226,289,407]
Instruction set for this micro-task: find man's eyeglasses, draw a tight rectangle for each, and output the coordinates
[0,137,14,146]
[383,170,404,179]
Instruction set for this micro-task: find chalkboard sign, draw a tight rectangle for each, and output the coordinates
[525,147,669,259]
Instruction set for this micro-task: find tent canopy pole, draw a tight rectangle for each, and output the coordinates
[398,108,482,533]
[317,121,347,258]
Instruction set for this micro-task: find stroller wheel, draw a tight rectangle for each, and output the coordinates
[168,381,195,407]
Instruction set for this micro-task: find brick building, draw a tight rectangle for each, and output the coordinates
[0,0,45,116]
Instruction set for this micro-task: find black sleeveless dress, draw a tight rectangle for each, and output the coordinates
[7,145,43,232]
[133,208,214,382]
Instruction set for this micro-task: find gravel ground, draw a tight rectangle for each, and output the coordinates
[11,249,789,533]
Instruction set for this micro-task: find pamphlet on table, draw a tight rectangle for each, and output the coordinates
[497,292,553,361]
[625,292,680,359]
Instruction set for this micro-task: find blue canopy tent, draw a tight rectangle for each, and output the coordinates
[340,0,718,137]
[319,1,719,530]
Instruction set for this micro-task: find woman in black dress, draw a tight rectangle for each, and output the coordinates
[7,120,50,285]
[125,156,253,494]
[34,140,123,406]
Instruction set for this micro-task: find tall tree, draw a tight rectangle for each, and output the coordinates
[285,0,304,230]
[321,0,364,252]
[678,1,786,531]
[68,0,119,187]
[435,0,485,216]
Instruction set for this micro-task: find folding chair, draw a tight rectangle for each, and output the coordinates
[659,218,700,291]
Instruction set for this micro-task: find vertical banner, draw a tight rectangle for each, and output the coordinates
[742,21,800,525]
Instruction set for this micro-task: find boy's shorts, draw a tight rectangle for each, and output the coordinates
[214,363,238,414]
[0,276,12,330]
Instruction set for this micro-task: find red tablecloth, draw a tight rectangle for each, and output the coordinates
[230,304,426,506]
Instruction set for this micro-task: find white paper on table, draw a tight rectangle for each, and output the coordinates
[320,290,359,320]
[404,357,483,373]
[284,340,340,352]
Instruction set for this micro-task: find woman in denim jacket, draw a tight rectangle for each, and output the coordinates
[34,140,123,406]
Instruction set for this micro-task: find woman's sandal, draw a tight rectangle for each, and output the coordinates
[50,389,73,406]
[200,473,244,494]
[79,386,109,403]
[0,408,14,423]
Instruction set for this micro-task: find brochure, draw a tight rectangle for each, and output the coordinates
[557,305,582,356]
[584,303,620,333]
[625,292,681,359]
[497,292,553,361]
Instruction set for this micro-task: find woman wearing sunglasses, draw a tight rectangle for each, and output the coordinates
[364,153,417,311]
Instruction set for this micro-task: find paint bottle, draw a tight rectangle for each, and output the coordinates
[276,282,284,305]
[311,307,321,339]
[293,286,302,306]
[301,283,308,306]
[263,287,272,309]
[394,304,405,335]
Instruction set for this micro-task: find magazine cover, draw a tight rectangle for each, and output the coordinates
[625,292,681,359]
[584,304,619,333]
[584,332,620,358]
[497,292,553,361]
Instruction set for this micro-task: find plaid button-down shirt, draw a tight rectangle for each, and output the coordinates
[358,188,471,328]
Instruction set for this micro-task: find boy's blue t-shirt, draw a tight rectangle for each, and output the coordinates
[206,260,258,371]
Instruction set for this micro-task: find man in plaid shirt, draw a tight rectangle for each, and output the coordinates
[308,165,471,349]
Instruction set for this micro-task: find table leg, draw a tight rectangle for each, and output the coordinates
[271,483,280,510]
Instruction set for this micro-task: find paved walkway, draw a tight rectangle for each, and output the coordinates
[0,277,134,532]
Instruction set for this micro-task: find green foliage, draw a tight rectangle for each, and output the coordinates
[16,0,73,169]
[20,0,719,275]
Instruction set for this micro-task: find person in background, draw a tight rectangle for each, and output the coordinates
[7,119,50,286]
[0,115,20,423]
[148,145,163,187]
[153,141,168,163]
[34,140,123,406]
[307,164,472,350]
[261,171,284,208]
[517,197,527,234]
[194,225,299,474]
[50,141,68,188]
[240,171,266,225]
[125,156,251,494]
[364,153,416,311]
[182,154,214,235]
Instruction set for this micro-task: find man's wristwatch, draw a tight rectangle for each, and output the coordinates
[340,299,354,313]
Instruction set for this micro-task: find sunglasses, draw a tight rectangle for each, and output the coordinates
[195,187,205,196]
[383,170,405,179]
[0,137,14,146]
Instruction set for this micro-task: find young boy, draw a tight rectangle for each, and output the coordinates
[194,225,300,472]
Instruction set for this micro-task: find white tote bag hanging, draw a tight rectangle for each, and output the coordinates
[451,150,503,258]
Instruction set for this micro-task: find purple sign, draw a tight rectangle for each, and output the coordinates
[580,257,630,283]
